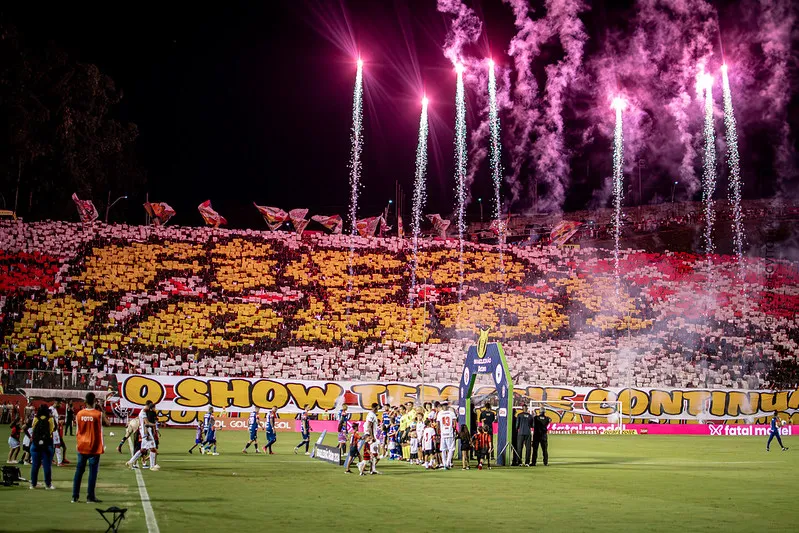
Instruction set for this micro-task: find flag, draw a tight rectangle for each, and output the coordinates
[311,214,343,234]
[426,214,451,238]
[198,200,227,227]
[253,204,288,231]
[71,193,99,223]
[379,216,392,236]
[143,202,176,225]
[550,220,582,246]
[355,216,381,238]
[288,208,309,234]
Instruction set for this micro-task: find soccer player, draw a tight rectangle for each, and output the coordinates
[188,417,204,454]
[294,407,311,455]
[766,414,789,452]
[242,408,261,454]
[343,423,361,474]
[436,402,457,469]
[263,406,277,454]
[364,403,379,438]
[126,401,160,471]
[116,415,140,455]
[203,415,219,456]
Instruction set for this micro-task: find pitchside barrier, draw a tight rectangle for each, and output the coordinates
[114,374,799,424]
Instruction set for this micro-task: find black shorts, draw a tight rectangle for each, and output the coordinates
[410,452,418,460]
[476,450,488,460]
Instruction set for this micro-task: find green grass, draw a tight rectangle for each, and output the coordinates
[0,427,795,532]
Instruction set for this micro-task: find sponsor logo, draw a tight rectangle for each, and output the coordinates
[708,425,792,437]
[458,406,466,416]
[498,408,507,418]
[313,444,343,465]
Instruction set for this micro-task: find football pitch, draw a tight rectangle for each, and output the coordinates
[0,427,795,532]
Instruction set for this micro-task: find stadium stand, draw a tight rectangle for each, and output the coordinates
[0,220,797,392]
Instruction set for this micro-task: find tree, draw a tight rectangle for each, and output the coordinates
[0,23,145,219]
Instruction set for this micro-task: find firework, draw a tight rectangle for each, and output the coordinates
[454,64,467,303]
[611,97,626,278]
[348,58,364,235]
[699,72,717,255]
[721,64,744,261]
[409,97,430,308]
[488,59,503,224]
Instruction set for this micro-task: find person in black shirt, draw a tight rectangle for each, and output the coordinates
[479,402,496,459]
[532,408,551,466]
[515,409,534,466]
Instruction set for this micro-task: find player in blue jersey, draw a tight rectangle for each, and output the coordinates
[294,407,312,455]
[242,408,261,454]
[263,406,278,454]
[202,411,219,456]
[188,418,204,454]
[766,414,789,452]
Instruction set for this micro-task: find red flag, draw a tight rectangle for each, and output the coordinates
[71,193,99,223]
[253,204,288,230]
[198,200,227,227]
[355,216,381,238]
[143,202,176,225]
[550,220,582,246]
[426,214,451,238]
[311,214,343,234]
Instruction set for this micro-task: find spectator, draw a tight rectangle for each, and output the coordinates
[29,404,55,490]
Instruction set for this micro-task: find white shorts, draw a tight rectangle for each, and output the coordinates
[141,438,157,450]
[52,432,61,446]
[8,437,20,449]
[22,436,30,447]
[440,437,456,452]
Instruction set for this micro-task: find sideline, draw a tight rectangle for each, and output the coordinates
[127,438,161,533]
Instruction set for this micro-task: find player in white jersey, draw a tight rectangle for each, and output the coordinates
[126,401,160,471]
[436,402,457,469]
[364,403,379,438]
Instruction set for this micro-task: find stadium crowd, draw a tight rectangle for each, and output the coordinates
[0,220,796,391]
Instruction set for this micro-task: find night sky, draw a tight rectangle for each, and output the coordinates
[2,1,797,228]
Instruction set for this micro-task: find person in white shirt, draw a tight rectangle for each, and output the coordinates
[436,402,457,469]
[50,400,67,466]
[364,403,379,438]
[125,401,160,471]
[422,419,437,469]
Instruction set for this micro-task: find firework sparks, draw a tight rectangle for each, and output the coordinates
[348,58,364,235]
[721,64,744,261]
[699,72,717,255]
[611,97,625,279]
[454,65,467,303]
[409,97,430,309]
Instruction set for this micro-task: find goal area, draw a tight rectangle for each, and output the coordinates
[522,400,625,433]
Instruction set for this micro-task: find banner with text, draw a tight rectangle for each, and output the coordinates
[116,375,799,423]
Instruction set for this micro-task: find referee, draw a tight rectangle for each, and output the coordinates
[532,408,551,466]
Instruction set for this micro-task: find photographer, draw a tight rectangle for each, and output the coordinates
[532,408,551,466]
